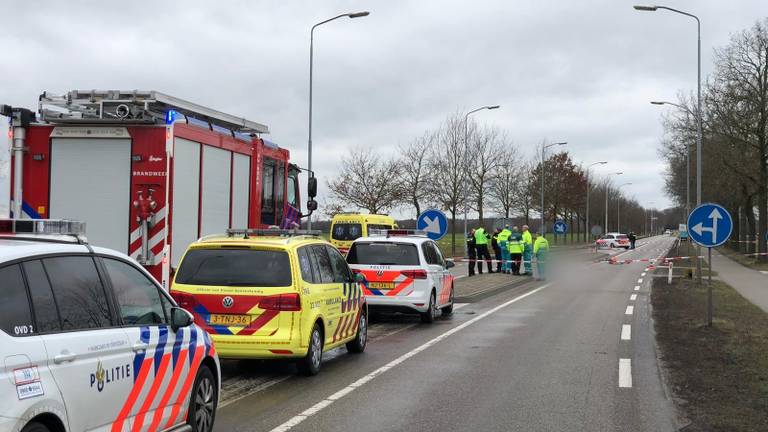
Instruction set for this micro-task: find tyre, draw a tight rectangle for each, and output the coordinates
[346,311,368,353]
[420,291,438,324]
[297,323,323,376]
[21,422,50,432]
[441,286,454,316]
[187,365,217,432]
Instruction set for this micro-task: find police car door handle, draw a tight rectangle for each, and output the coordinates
[132,342,149,352]
[53,351,77,364]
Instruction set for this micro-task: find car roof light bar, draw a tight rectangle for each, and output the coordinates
[225,228,322,239]
[368,229,427,238]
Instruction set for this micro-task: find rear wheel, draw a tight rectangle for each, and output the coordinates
[297,323,323,376]
[21,422,50,432]
[420,291,438,323]
[346,311,368,353]
[441,286,454,315]
[187,365,217,432]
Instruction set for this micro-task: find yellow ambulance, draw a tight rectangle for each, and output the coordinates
[329,213,397,254]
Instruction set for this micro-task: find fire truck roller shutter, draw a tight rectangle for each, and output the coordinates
[171,138,200,268]
[200,145,231,236]
[49,138,131,253]
[231,153,250,229]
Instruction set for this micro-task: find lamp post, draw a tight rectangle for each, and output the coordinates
[635,4,702,281]
[462,105,500,256]
[617,182,633,233]
[540,141,567,235]
[605,172,623,233]
[646,201,656,236]
[585,161,608,241]
[307,11,370,230]
[651,101,692,220]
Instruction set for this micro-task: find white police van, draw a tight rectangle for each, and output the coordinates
[345,230,455,323]
[0,219,220,432]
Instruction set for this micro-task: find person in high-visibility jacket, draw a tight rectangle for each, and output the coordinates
[497,226,512,273]
[533,232,550,281]
[521,225,533,275]
[474,226,493,274]
[508,227,524,275]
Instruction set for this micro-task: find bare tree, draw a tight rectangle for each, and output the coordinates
[428,111,466,255]
[396,131,435,219]
[488,140,523,219]
[467,124,505,223]
[327,149,402,214]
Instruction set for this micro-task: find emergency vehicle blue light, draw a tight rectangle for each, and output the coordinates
[165,110,178,125]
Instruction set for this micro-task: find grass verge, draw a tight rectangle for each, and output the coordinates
[652,275,768,431]
[716,246,768,272]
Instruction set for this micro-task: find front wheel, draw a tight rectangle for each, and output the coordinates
[187,365,217,432]
[346,311,367,353]
[420,292,438,324]
[297,323,323,376]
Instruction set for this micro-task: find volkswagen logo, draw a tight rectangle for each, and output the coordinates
[222,296,234,308]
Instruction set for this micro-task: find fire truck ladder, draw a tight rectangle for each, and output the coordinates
[38,89,270,134]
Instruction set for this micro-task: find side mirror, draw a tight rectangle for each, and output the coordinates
[308,176,318,198]
[445,260,456,269]
[306,199,318,212]
[170,307,194,331]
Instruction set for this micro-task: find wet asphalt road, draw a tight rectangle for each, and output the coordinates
[214,236,680,432]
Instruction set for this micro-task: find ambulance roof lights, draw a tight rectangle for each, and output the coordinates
[0,219,87,242]
[225,228,322,239]
[368,229,427,238]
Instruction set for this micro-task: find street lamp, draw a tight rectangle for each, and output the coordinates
[646,201,656,236]
[463,105,500,256]
[307,11,370,230]
[540,141,567,235]
[617,182,633,233]
[635,4,702,281]
[651,100,692,220]
[585,161,608,241]
[605,172,623,233]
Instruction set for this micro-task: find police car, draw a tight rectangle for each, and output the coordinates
[0,219,220,432]
[170,229,367,376]
[346,230,455,323]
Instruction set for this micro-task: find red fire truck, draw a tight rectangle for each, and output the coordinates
[4,90,316,288]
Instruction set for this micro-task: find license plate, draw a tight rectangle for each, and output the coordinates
[368,282,395,289]
[209,314,251,326]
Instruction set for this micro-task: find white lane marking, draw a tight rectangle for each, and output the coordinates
[641,272,647,277]
[220,376,292,408]
[268,284,550,432]
[621,324,631,341]
[630,294,637,301]
[619,358,633,388]
[637,278,643,284]
[625,305,634,315]
[454,303,469,310]
[634,285,640,291]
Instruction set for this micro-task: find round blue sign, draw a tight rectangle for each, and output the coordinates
[686,203,733,248]
[417,209,448,241]
[553,220,567,234]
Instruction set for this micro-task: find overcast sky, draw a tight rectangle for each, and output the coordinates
[2,0,767,219]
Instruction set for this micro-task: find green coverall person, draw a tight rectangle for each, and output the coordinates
[497,227,512,273]
[508,228,524,275]
[533,233,550,281]
[474,227,493,274]
[521,225,533,275]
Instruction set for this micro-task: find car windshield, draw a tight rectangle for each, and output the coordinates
[175,248,292,287]
[347,242,420,265]
[332,223,363,241]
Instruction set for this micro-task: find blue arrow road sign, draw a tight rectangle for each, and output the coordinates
[417,209,448,241]
[687,203,733,248]
[553,220,567,234]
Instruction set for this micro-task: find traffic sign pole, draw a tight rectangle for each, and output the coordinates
[707,247,713,327]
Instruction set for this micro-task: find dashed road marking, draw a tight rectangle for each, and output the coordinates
[637,278,643,284]
[621,324,631,341]
[619,358,633,388]
[641,272,647,277]
[454,303,469,310]
[630,294,637,301]
[268,284,550,432]
[625,305,634,315]
[634,286,640,291]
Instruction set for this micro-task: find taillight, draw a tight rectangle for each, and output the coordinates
[259,293,302,311]
[170,291,198,310]
[401,269,428,279]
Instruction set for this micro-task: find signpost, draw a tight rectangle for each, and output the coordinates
[687,203,733,326]
[417,209,448,241]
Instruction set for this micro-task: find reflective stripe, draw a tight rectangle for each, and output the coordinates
[166,345,205,429]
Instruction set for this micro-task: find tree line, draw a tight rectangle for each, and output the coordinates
[658,18,768,259]
[326,111,651,255]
